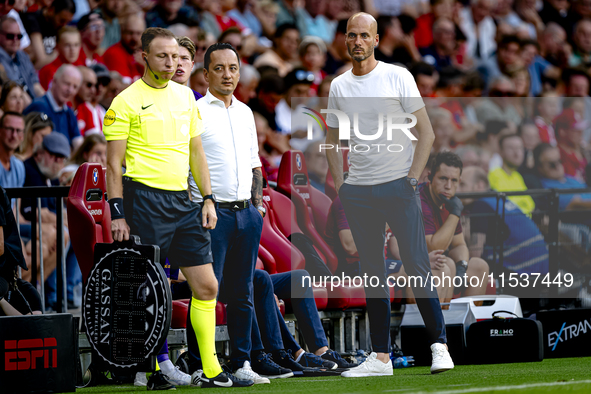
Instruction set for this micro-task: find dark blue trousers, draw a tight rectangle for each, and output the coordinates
[272,270,328,352]
[339,177,446,353]
[187,204,263,367]
[251,269,329,354]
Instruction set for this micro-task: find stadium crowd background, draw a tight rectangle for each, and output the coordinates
[0,0,590,311]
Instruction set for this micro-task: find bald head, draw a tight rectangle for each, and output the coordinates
[347,13,378,36]
[346,12,378,63]
[51,64,82,106]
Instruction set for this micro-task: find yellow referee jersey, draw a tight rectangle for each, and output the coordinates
[103,79,204,191]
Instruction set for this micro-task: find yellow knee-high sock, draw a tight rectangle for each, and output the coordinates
[155,360,160,371]
[191,297,223,378]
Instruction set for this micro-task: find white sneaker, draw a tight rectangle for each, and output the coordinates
[190,369,203,387]
[341,352,393,377]
[234,361,270,384]
[163,365,191,386]
[133,372,147,387]
[430,343,454,374]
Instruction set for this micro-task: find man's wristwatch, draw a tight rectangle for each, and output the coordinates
[406,177,418,187]
[256,205,266,217]
[203,194,216,204]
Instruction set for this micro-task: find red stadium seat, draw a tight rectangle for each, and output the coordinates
[259,200,306,273]
[67,163,113,283]
[258,245,277,274]
[273,152,369,309]
[276,150,339,273]
[324,147,350,201]
[171,299,227,328]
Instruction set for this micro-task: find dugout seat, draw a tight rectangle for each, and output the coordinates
[261,168,329,310]
[324,147,350,201]
[274,152,370,309]
[276,150,338,273]
[67,163,113,283]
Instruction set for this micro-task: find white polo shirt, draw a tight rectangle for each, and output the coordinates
[189,89,262,203]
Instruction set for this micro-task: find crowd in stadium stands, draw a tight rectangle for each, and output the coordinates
[0,0,589,317]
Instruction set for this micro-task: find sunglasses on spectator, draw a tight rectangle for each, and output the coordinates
[196,45,207,51]
[85,82,98,88]
[489,90,515,97]
[295,70,315,82]
[2,32,23,40]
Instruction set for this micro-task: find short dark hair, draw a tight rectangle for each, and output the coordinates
[562,67,591,93]
[141,27,176,53]
[533,142,556,169]
[256,74,284,94]
[409,61,435,79]
[274,23,298,39]
[204,42,240,71]
[485,120,508,136]
[429,151,463,181]
[498,34,521,50]
[52,0,77,14]
[0,111,24,128]
[376,15,395,38]
[499,133,521,150]
[218,27,241,44]
[336,19,348,35]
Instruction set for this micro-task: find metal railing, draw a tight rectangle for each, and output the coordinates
[3,185,590,312]
[457,187,591,299]
[6,186,70,313]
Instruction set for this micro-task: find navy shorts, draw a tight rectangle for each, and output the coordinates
[123,178,213,268]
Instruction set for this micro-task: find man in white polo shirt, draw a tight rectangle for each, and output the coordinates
[325,13,454,377]
[187,42,279,384]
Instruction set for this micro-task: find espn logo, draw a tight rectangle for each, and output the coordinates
[4,338,57,370]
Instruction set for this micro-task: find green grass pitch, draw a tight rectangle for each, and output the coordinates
[79,357,591,394]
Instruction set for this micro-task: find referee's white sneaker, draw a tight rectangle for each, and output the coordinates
[163,365,191,386]
[341,352,393,377]
[234,361,270,384]
[430,343,454,374]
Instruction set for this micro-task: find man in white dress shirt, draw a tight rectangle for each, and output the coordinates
[187,42,271,382]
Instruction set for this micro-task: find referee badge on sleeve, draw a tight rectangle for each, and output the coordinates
[104,109,116,126]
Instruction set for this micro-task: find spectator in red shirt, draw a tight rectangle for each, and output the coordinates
[534,92,560,146]
[74,66,105,136]
[102,13,144,85]
[420,151,489,297]
[77,10,105,67]
[415,0,457,49]
[214,0,244,32]
[38,26,83,90]
[554,108,589,183]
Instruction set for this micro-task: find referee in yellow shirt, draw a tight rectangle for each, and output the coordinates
[104,27,253,389]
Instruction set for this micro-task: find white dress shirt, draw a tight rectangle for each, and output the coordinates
[189,89,262,203]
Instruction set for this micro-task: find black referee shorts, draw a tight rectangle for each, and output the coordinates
[122,178,213,268]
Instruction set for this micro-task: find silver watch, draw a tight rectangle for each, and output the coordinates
[256,205,266,217]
